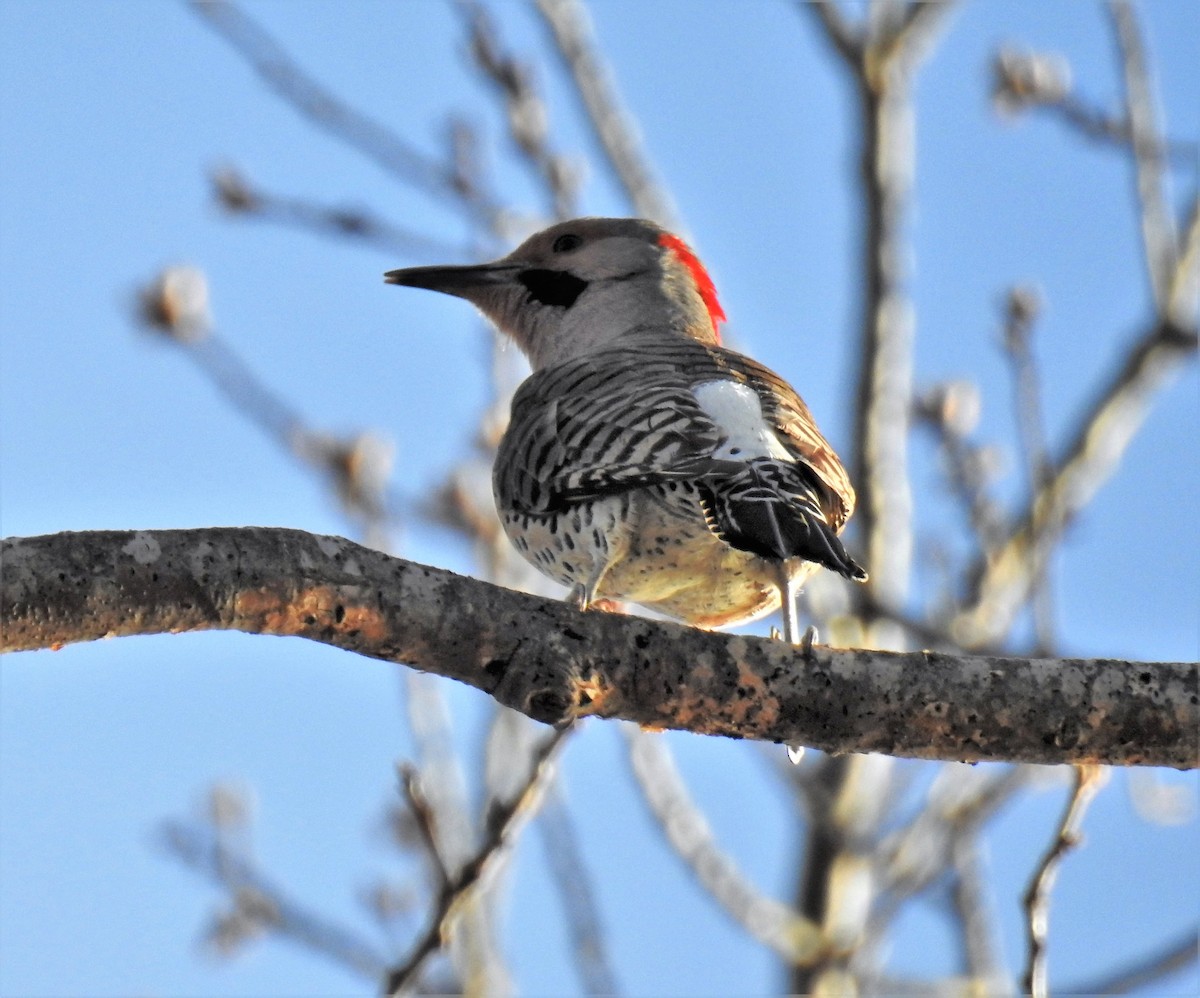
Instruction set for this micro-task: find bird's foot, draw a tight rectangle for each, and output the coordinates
[779,626,819,764]
[567,583,590,612]
[800,624,818,660]
[566,585,624,615]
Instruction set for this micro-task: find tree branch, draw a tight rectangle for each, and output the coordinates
[188,0,500,226]
[210,166,471,259]
[625,727,820,963]
[534,0,679,228]
[1109,0,1178,311]
[953,317,1197,647]
[808,0,954,609]
[3,528,1195,768]
[1022,765,1109,997]
[383,726,569,995]
[162,819,387,978]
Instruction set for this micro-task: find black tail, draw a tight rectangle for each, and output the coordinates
[699,460,867,581]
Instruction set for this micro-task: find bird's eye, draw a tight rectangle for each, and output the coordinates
[552,234,582,253]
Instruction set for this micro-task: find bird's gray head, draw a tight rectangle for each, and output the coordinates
[384,217,726,369]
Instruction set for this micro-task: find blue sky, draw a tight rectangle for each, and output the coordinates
[1,2,1197,995]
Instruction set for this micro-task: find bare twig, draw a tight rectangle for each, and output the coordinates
[793,7,955,990]
[135,267,402,544]
[912,380,1006,555]
[162,820,387,979]
[949,835,1008,989]
[403,675,473,870]
[1056,95,1197,167]
[1021,764,1109,997]
[889,0,957,66]
[792,754,899,989]
[962,11,1199,652]
[1109,0,1178,311]
[538,784,620,996]
[807,0,954,610]
[398,764,453,892]
[459,0,578,220]
[625,727,821,963]
[1167,197,1200,326]
[993,46,1198,169]
[1066,926,1200,995]
[806,0,859,66]
[534,0,679,228]
[876,765,1030,908]
[956,7,1198,647]
[210,167,470,259]
[383,725,571,995]
[953,316,1197,647]
[1000,287,1057,651]
[188,0,500,226]
[401,672,493,986]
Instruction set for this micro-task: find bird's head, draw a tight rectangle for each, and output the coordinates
[385,217,726,369]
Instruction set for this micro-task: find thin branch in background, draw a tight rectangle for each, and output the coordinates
[1059,97,1199,169]
[538,783,621,996]
[135,266,402,545]
[991,47,1199,167]
[187,0,500,227]
[1166,195,1200,326]
[954,311,1198,648]
[400,671,502,989]
[793,7,954,991]
[1066,927,1200,995]
[1000,286,1057,652]
[1109,0,1179,312]
[398,764,453,892]
[875,766,1029,912]
[624,727,821,964]
[912,379,1006,555]
[958,8,1198,648]
[805,0,860,65]
[891,0,954,58]
[533,0,679,229]
[948,835,1009,990]
[854,765,1029,988]
[162,817,386,980]
[1021,764,1109,998]
[955,211,1198,647]
[806,0,954,613]
[210,166,471,259]
[383,725,572,996]
[458,0,579,221]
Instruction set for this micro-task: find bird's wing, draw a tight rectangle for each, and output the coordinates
[722,351,857,530]
[496,352,723,515]
[495,340,865,581]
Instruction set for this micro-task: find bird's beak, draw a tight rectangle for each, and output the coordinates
[383,262,521,300]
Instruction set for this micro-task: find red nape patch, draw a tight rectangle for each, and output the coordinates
[658,232,727,341]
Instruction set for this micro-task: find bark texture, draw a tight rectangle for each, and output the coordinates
[2,527,1195,769]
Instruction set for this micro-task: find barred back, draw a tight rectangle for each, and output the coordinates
[494,328,862,579]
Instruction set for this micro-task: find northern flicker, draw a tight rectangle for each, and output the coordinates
[385,217,866,642]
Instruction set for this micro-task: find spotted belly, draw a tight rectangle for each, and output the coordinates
[498,481,808,628]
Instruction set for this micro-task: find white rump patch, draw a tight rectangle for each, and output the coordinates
[693,380,790,461]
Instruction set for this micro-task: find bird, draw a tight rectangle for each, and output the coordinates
[384,217,866,644]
